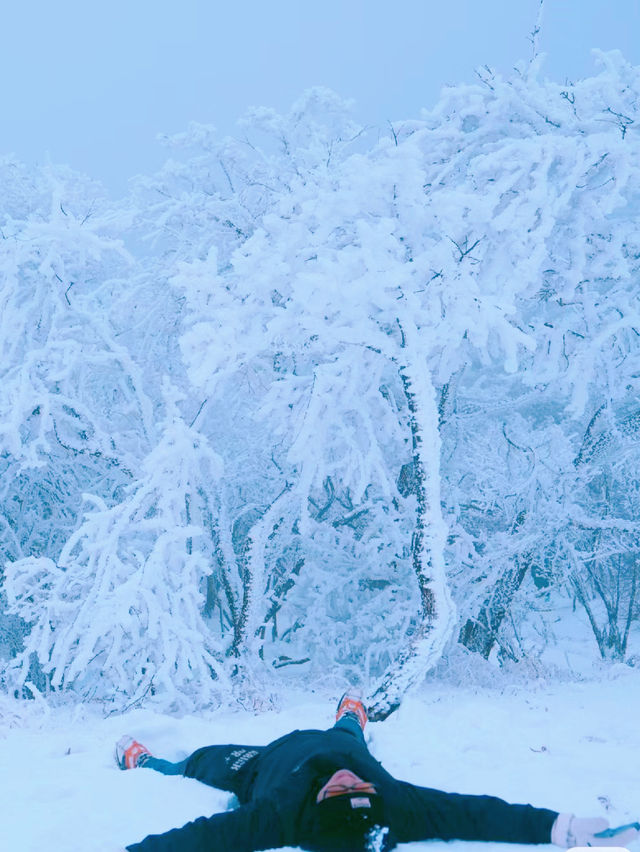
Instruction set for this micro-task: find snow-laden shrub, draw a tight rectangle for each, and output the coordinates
[4,407,230,710]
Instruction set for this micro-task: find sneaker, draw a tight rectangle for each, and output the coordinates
[336,691,368,730]
[115,735,152,770]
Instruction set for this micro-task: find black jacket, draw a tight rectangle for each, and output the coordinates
[126,727,558,851]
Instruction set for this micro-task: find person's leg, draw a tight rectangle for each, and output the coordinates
[116,736,262,798]
[140,756,189,776]
[333,714,366,743]
[183,744,264,800]
[334,692,368,744]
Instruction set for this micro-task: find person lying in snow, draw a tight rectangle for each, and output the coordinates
[116,692,639,852]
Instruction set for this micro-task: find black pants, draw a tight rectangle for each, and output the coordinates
[142,716,364,798]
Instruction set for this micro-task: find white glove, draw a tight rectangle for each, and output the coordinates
[551,813,640,848]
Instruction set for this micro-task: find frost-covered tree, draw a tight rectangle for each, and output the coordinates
[440,50,640,664]
[173,54,640,701]
[3,395,230,709]
[170,83,583,713]
[0,161,152,469]
[0,160,155,662]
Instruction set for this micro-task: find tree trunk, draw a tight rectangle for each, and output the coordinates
[229,485,290,660]
[367,326,456,720]
[459,512,530,659]
[459,555,530,658]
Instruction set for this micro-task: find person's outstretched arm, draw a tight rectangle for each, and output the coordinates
[125,801,285,852]
[392,780,557,845]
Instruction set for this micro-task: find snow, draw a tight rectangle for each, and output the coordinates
[3,672,639,852]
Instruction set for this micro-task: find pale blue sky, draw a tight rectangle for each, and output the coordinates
[2,1,639,194]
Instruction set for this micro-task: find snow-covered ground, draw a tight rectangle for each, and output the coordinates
[2,669,639,852]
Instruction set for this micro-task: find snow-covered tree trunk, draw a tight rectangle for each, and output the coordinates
[229,485,291,662]
[368,321,456,719]
[458,510,530,658]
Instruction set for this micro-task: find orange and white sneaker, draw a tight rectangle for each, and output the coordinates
[115,735,152,770]
[336,691,368,731]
